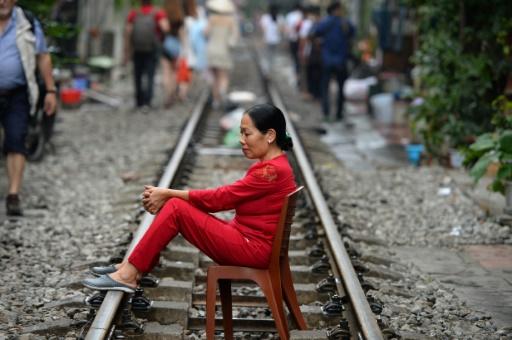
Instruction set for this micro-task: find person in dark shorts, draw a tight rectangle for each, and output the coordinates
[0,0,57,216]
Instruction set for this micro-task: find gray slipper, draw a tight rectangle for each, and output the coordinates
[90,265,117,277]
[82,274,135,293]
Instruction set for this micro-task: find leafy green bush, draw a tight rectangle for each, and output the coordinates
[407,0,512,156]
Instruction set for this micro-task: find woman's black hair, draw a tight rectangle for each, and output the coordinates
[245,104,293,151]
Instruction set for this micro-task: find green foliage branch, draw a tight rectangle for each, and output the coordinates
[18,0,80,66]
[464,96,512,194]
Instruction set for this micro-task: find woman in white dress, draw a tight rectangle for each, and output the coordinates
[205,0,238,108]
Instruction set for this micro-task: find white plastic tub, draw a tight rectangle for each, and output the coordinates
[370,93,394,124]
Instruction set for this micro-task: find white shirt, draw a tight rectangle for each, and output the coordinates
[299,18,313,39]
[260,14,282,45]
[285,9,303,41]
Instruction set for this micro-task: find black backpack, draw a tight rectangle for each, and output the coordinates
[131,9,158,52]
[20,6,36,33]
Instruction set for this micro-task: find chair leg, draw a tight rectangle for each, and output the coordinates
[260,276,289,340]
[281,260,307,329]
[219,279,233,340]
[206,274,217,340]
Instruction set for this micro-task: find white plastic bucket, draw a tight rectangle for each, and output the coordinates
[370,93,394,124]
[449,149,464,168]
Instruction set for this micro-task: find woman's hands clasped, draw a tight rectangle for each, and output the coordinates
[142,185,170,214]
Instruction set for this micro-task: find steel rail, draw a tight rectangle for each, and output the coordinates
[85,89,210,340]
[266,82,383,339]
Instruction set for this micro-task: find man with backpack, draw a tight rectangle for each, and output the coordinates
[125,0,167,111]
[0,0,57,216]
[312,2,355,126]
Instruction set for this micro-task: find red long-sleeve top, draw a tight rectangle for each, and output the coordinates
[188,154,297,246]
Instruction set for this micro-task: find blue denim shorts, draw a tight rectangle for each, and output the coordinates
[163,35,181,61]
[0,86,30,155]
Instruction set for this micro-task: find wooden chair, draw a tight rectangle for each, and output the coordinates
[206,186,307,340]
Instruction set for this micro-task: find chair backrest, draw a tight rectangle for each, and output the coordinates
[269,186,304,271]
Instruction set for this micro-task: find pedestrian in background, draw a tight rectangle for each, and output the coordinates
[259,4,283,71]
[284,2,303,88]
[0,0,57,216]
[180,0,208,101]
[125,0,167,111]
[299,5,322,101]
[161,0,185,107]
[205,0,238,109]
[313,2,355,126]
[184,0,208,76]
[297,4,314,99]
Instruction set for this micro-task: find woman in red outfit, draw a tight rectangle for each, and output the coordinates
[83,104,296,293]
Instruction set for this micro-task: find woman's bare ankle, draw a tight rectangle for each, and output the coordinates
[110,272,137,287]
[110,264,139,287]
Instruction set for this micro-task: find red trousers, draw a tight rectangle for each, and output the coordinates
[128,198,272,273]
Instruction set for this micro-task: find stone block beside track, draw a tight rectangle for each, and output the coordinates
[145,278,193,302]
[140,301,189,327]
[131,322,183,340]
[290,329,328,339]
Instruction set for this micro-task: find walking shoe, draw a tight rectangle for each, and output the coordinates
[6,194,23,216]
[82,274,136,293]
[90,265,117,277]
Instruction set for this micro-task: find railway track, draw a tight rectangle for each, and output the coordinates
[75,44,382,340]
